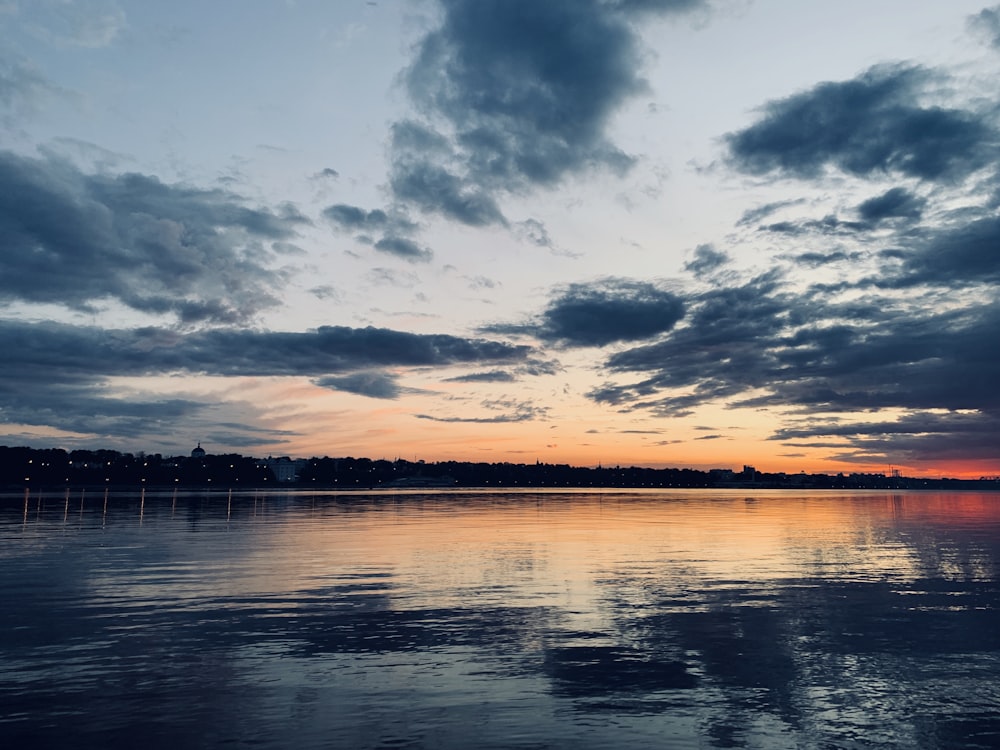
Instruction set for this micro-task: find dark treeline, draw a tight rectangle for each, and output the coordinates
[2,445,998,490]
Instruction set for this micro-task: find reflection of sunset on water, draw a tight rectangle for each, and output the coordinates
[235,491,1000,614]
[4,489,1000,748]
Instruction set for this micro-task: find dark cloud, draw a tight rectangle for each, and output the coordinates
[388,121,506,227]
[605,0,705,13]
[594,271,788,414]
[761,215,866,236]
[330,0,709,250]
[0,320,533,436]
[793,251,859,267]
[390,0,708,224]
[0,150,309,324]
[725,64,996,182]
[582,261,1000,463]
[322,203,417,239]
[771,411,1000,463]
[684,244,730,276]
[525,278,686,347]
[315,371,403,399]
[894,215,1000,286]
[444,370,517,383]
[322,203,389,230]
[856,187,926,223]
[373,235,433,262]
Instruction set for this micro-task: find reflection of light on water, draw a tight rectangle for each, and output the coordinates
[2,489,999,748]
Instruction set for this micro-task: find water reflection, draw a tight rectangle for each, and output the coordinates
[2,490,999,748]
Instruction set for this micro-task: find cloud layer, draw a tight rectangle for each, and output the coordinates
[0,151,308,324]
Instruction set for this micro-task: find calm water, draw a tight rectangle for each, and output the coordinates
[2,488,999,749]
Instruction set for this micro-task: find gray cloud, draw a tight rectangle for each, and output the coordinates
[760,215,866,237]
[726,63,996,182]
[684,244,730,276]
[736,199,807,227]
[856,187,926,223]
[894,215,1000,286]
[772,411,1000,464]
[323,203,390,230]
[327,0,709,253]
[315,371,403,399]
[388,121,507,227]
[969,5,1000,49]
[388,0,708,225]
[0,320,534,436]
[792,251,860,267]
[373,235,433,263]
[444,370,517,383]
[415,397,546,423]
[594,271,788,415]
[531,278,686,347]
[0,150,309,324]
[580,259,1000,463]
[322,203,417,237]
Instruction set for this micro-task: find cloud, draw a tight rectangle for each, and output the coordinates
[760,215,866,236]
[531,278,686,347]
[322,203,390,230]
[856,187,926,223]
[894,215,1000,286]
[388,0,709,225]
[736,199,807,227]
[594,271,788,415]
[444,370,517,383]
[772,411,1000,463]
[792,250,860,267]
[322,203,417,237]
[684,244,730,276]
[725,63,996,182]
[414,397,546,423]
[373,235,433,262]
[315,371,403,399]
[581,257,1000,463]
[969,6,1000,49]
[513,218,556,249]
[0,320,534,436]
[388,121,507,227]
[0,150,310,324]
[328,0,710,254]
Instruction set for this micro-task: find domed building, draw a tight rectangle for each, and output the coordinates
[191,442,206,459]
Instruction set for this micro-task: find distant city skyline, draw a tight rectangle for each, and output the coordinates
[2,1,999,478]
[5,443,997,490]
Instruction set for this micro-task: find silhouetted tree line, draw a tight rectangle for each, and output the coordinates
[2,446,273,488]
[2,445,997,490]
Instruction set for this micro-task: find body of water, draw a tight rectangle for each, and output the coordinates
[2,488,999,748]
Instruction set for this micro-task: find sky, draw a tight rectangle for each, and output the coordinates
[2,0,1000,477]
